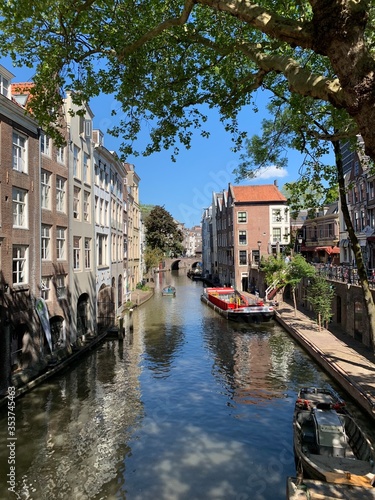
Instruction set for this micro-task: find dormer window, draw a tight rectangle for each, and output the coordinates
[0,64,14,99]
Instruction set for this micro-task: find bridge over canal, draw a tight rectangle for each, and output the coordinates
[158,257,202,272]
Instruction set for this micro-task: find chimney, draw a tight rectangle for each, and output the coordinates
[274,179,278,187]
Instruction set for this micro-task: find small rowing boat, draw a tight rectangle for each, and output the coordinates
[293,387,375,488]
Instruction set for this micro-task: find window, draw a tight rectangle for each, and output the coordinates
[369,181,375,201]
[73,146,80,178]
[73,236,81,270]
[239,250,247,265]
[237,211,247,223]
[56,275,67,299]
[95,164,99,186]
[284,209,289,223]
[84,119,92,138]
[41,225,51,260]
[12,187,27,227]
[57,146,65,164]
[73,186,80,219]
[84,238,91,269]
[56,227,66,260]
[41,170,51,209]
[56,274,66,299]
[0,74,10,97]
[13,132,27,173]
[40,132,51,156]
[272,227,282,242]
[13,245,28,285]
[97,234,107,266]
[83,191,90,222]
[272,209,282,222]
[104,201,109,226]
[100,198,104,225]
[41,277,50,301]
[238,230,247,245]
[56,177,66,212]
[83,153,90,183]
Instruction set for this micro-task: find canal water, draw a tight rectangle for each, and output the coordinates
[1,271,374,500]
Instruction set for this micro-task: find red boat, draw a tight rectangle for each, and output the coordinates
[201,287,274,322]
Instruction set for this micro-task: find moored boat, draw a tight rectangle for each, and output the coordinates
[293,388,375,488]
[201,286,274,322]
[296,387,347,412]
[162,285,176,297]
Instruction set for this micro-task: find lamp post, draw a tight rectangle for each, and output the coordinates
[297,236,303,254]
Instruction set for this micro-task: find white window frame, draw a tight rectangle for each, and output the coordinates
[238,230,247,245]
[57,145,65,164]
[97,234,107,266]
[41,225,51,260]
[83,153,90,183]
[272,209,283,223]
[56,275,67,299]
[73,236,81,270]
[73,146,80,178]
[272,227,282,243]
[41,169,51,209]
[84,238,91,269]
[237,211,247,224]
[12,187,27,228]
[41,277,51,300]
[56,176,66,212]
[73,186,80,219]
[83,191,90,222]
[12,131,27,173]
[56,227,66,260]
[0,74,10,97]
[41,132,51,156]
[13,245,28,285]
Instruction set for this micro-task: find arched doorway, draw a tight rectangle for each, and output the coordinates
[118,274,123,307]
[50,315,65,348]
[97,285,114,332]
[77,293,89,338]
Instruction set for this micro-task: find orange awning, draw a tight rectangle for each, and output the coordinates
[315,246,340,255]
[301,246,339,254]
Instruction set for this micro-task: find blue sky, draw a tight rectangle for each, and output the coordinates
[3,58,333,227]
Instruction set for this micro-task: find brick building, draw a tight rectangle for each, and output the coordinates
[0,65,41,393]
[203,182,289,291]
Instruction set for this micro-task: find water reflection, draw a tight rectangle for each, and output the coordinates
[0,271,373,500]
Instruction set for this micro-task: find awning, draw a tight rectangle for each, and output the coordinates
[316,246,340,255]
[301,245,339,254]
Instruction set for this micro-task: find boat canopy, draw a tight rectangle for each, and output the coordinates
[313,409,347,457]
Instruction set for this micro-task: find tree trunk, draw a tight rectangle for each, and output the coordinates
[309,2,375,162]
[334,140,375,350]
[292,287,297,317]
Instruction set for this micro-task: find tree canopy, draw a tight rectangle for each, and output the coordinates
[1,1,375,164]
[144,205,184,257]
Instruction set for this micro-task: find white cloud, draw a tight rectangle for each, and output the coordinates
[251,165,288,180]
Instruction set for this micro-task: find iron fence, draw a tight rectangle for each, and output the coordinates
[312,263,375,287]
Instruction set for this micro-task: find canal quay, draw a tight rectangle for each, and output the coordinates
[1,271,375,500]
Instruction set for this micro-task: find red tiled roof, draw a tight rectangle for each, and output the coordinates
[231,184,287,203]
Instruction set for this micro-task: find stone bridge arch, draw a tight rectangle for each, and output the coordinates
[166,258,202,271]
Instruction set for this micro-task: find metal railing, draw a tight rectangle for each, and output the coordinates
[312,263,375,287]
